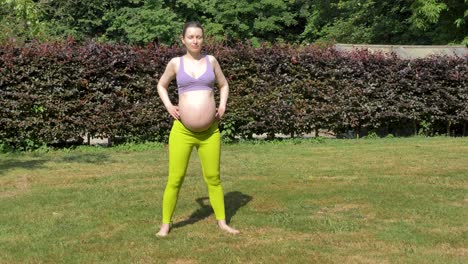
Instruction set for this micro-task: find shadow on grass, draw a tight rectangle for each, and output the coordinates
[0,153,111,176]
[60,153,111,164]
[0,159,48,176]
[172,191,252,229]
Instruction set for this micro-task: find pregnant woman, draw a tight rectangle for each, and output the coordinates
[156,21,239,236]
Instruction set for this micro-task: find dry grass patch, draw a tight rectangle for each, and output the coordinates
[249,197,285,213]
[1,137,466,263]
[167,259,198,264]
[0,175,30,198]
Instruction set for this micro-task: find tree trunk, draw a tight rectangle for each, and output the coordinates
[267,132,275,140]
[447,121,451,136]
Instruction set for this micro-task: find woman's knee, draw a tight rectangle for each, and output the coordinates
[203,171,221,186]
[167,172,186,189]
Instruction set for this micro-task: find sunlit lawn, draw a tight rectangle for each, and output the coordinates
[1,137,467,263]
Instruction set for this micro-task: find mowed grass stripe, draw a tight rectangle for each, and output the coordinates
[0,136,467,263]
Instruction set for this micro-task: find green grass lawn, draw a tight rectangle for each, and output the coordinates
[1,137,467,263]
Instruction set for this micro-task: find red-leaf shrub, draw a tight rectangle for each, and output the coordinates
[1,40,466,149]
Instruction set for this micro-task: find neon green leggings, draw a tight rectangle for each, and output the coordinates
[161,120,225,224]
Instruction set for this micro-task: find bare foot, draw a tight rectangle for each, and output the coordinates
[156,223,170,237]
[218,220,240,234]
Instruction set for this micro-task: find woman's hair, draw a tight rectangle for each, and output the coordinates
[182,21,204,37]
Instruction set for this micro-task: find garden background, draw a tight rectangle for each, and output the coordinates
[2,0,467,150]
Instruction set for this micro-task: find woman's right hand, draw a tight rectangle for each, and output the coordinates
[165,104,180,120]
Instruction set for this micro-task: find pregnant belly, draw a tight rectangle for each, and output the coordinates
[179,92,216,132]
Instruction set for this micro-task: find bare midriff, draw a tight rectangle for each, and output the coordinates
[179,90,216,132]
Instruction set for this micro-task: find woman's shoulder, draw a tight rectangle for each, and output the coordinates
[206,54,218,65]
[167,57,181,71]
[169,56,182,63]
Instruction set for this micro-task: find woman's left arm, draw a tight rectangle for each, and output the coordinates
[211,56,229,119]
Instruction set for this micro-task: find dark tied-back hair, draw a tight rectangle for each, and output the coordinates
[182,21,204,37]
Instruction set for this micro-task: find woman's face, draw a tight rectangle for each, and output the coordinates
[182,26,204,53]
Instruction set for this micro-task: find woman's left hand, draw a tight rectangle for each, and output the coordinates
[215,105,226,120]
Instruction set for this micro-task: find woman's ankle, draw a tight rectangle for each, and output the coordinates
[217,220,240,234]
[156,223,171,237]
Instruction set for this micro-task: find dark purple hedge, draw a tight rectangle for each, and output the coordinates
[1,40,466,149]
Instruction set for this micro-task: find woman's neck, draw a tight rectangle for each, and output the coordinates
[185,51,203,61]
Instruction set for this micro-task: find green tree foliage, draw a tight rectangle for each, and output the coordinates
[167,0,298,45]
[0,0,48,42]
[37,0,116,41]
[102,0,182,44]
[410,0,449,29]
[236,0,297,43]
[301,0,467,45]
[0,0,466,45]
[409,0,467,44]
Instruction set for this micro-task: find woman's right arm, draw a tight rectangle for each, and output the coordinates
[157,58,180,120]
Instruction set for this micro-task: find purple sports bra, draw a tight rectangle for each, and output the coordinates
[176,55,215,94]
